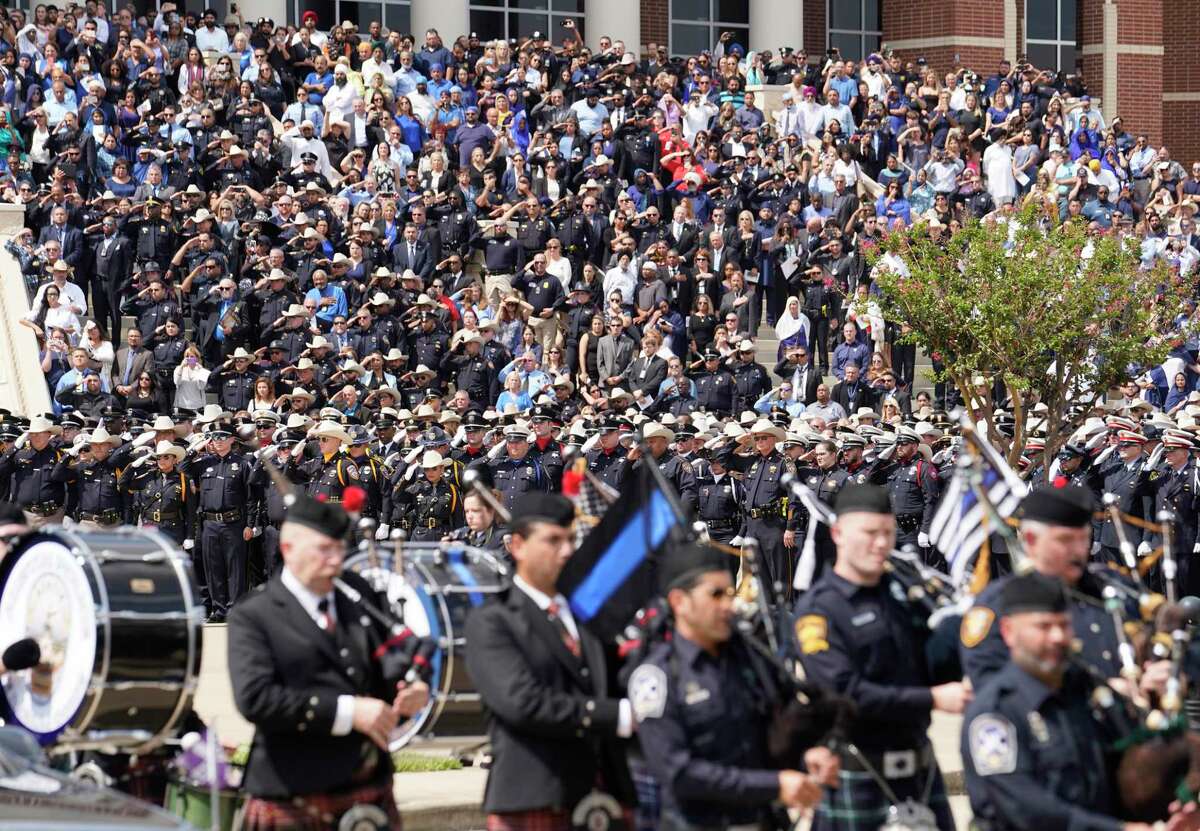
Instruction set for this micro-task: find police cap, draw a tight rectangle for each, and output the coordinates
[998,571,1068,616]
[1020,485,1092,527]
[284,493,351,539]
[833,484,892,515]
[511,493,575,528]
[658,541,731,592]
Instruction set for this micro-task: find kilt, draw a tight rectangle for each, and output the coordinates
[487,810,572,831]
[811,764,953,831]
[240,780,401,830]
[629,755,662,831]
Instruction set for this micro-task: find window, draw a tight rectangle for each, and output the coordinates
[827,0,880,62]
[468,0,584,45]
[1025,0,1075,73]
[294,0,410,35]
[669,0,748,59]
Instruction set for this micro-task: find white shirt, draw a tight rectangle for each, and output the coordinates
[281,567,357,736]
[512,575,634,738]
[31,279,87,318]
[194,24,229,52]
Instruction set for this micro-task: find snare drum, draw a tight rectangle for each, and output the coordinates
[343,542,508,749]
[0,527,204,754]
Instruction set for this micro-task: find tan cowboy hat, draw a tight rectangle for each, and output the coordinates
[749,419,786,441]
[369,292,394,306]
[26,415,62,436]
[420,450,451,468]
[642,421,675,442]
[294,358,316,371]
[551,374,574,393]
[286,413,313,430]
[410,364,435,378]
[195,404,232,424]
[287,387,317,403]
[306,335,330,350]
[268,268,290,282]
[150,415,181,432]
[86,425,121,445]
[312,420,351,443]
[230,347,255,360]
[384,348,405,362]
[414,403,438,419]
[153,440,186,461]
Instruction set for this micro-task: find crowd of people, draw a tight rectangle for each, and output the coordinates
[4,2,1200,829]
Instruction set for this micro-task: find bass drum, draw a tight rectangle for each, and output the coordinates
[0,527,204,754]
[343,542,509,749]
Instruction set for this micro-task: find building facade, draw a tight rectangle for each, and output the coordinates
[225,0,1200,162]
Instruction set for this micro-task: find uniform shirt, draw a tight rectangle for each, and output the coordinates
[962,663,1123,831]
[793,572,933,751]
[630,632,781,826]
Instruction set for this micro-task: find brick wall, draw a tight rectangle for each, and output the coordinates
[879,0,1004,78]
[1162,0,1200,163]
[641,0,667,52]
[803,0,824,57]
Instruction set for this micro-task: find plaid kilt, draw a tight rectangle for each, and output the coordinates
[241,780,401,830]
[629,755,662,831]
[487,806,636,831]
[811,764,953,831]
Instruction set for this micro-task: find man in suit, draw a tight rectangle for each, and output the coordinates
[775,345,821,404]
[38,206,83,269]
[392,222,434,281]
[93,214,133,341]
[666,204,699,262]
[112,327,153,398]
[597,317,636,387]
[620,330,668,398]
[465,492,635,829]
[229,494,429,829]
[831,362,877,414]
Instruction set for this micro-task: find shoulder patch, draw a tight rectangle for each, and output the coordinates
[960,607,995,649]
[629,664,668,722]
[968,713,1018,776]
[795,614,829,655]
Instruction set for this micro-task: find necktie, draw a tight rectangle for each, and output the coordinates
[409,244,416,264]
[317,597,336,633]
[546,601,580,658]
[123,349,137,385]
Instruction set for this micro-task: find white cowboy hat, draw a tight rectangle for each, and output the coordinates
[312,421,351,443]
[748,419,786,441]
[153,440,186,461]
[642,421,675,442]
[420,450,451,468]
[26,415,62,435]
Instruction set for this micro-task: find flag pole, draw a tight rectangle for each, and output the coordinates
[956,412,1032,577]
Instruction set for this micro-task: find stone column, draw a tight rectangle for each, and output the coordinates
[749,0,802,54]
[585,0,639,53]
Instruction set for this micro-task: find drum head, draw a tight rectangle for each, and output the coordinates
[0,536,100,743]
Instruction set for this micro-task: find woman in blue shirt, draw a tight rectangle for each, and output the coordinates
[394,96,426,153]
[875,181,912,228]
[495,372,532,414]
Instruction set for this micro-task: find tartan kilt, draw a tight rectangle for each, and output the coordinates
[240,780,401,830]
[628,755,662,831]
[486,809,573,831]
[811,764,954,831]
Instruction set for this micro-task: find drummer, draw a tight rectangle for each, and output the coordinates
[228,493,429,830]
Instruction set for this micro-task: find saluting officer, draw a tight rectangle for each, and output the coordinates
[804,438,853,579]
[631,542,836,830]
[692,349,736,417]
[122,440,196,546]
[1143,431,1200,594]
[249,440,297,579]
[959,485,1158,689]
[0,415,68,527]
[1090,427,1152,564]
[696,446,743,571]
[636,421,698,515]
[400,450,462,541]
[287,420,360,503]
[437,195,477,259]
[726,419,800,597]
[183,420,254,622]
[585,416,633,491]
[527,404,566,490]
[344,425,388,520]
[962,572,1157,831]
[484,422,549,512]
[51,425,134,529]
[878,426,939,554]
[794,484,968,831]
[127,198,176,263]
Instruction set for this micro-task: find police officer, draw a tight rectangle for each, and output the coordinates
[1147,432,1200,594]
[730,341,772,415]
[207,347,262,412]
[401,450,462,541]
[879,426,939,554]
[692,349,736,417]
[345,425,388,520]
[0,415,68,527]
[184,420,254,622]
[483,422,549,512]
[444,488,508,552]
[452,410,492,467]
[636,421,697,515]
[727,419,799,598]
[126,198,176,263]
[585,416,633,491]
[122,440,196,546]
[803,438,851,579]
[51,425,135,529]
[696,446,743,567]
[437,194,476,259]
[440,331,495,405]
[962,571,1157,831]
[629,541,835,830]
[287,420,359,503]
[960,485,1159,689]
[1091,428,1152,564]
[527,404,566,490]
[794,484,967,831]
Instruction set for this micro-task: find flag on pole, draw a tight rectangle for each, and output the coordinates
[562,456,619,548]
[788,477,836,592]
[557,463,688,640]
[929,425,1028,587]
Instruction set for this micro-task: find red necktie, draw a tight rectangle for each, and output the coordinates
[546,601,580,658]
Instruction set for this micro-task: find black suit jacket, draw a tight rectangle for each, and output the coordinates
[832,379,876,414]
[228,572,396,798]
[464,587,634,813]
[39,223,84,268]
[774,358,821,405]
[392,240,434,280]
[93,233,133,291]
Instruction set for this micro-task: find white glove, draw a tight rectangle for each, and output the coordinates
[290,440,306,459]
[15,433,28,449]
[375,524,390,541]
[256,444,278,461]
[403,446,422,466]
[182,539,194,551]
[187,433,208,453]
[1092,540,1102,555]
[252,526,262,538]
[918,532,930,548]
[1192,542,1200,554]
[130,453,149,468]
[134,431,156,447]
[1137,541,1152,557]
[121,431,133,442]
